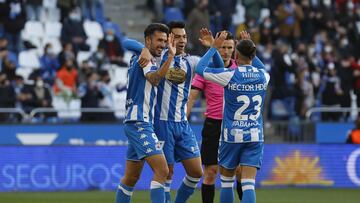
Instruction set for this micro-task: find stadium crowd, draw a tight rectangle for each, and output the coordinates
[146,0,360,122]
[0,0,127,122]
[0,0,359,123]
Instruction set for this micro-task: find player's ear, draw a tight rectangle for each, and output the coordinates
[145,36,151,46]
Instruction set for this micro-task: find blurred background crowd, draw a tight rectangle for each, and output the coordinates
[0,0,359,123]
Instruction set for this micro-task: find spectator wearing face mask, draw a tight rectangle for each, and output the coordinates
[58,42,75,67]
[78,71,104,122]
[61,7,90,53]
[21,76,55,121]
[96,70,119,121]
[0,37,17,71]
[1,55,17,81]
[78,60,95,84]
[57,0,77,22]
[320,63,343,121]
[0,72,16,121]
[53,56,78,102]
[88,44,109,70]
[40,43,60,85]
[98,28,127,67]
[2,0,26,54]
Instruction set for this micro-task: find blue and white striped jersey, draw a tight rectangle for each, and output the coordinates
[124,55,159,123]
[154,50,200,122]
[196,48,270,143]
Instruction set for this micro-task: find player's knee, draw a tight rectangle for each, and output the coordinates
[203,175,216,184]
[122,173,141,186]
[189,168,203,179]
[155,166,169,179]
[204,166,218,180]
[203,168,217,183]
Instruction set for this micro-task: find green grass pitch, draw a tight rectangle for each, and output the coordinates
[0,188,359,203]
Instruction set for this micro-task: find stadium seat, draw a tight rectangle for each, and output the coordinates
[18,50,41,69]
[44,22,62,38]
[77,51,92,65]
[52,97,81,119]
[86,37,99,52]
[39,7,60,22]
[163,7,184,24]
[122,51,132,66]
[83,20,104,40]
[113,91,126,119]
[23,21,44,39]
[42,0,57,8]
[108,67,127,118]
[15,67,33,81]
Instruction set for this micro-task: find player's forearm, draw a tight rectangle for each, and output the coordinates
[146,55,174,86]
[196,47,218,77]
[212,50,224,67]
[186,89,200,117]
[122,39,144,54]
[252,56,266,70]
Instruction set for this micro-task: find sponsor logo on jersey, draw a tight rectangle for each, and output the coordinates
[165,67,186,84]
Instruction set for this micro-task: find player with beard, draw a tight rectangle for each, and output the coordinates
[115,23,176,203]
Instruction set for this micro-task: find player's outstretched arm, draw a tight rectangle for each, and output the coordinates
[122,38,144,55]
[145,33,176,86]
[199,28,224,68]
[196,31,227,77]
[252,56,266,70]
[195,47,218,77]
[196,31,235,87]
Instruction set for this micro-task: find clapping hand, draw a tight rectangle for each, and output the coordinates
[168,33,177,57]
[199,28,214,47]
[212,31,228,50]
[239,30,251,40]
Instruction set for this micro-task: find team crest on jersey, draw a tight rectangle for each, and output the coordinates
[165,67,186,84]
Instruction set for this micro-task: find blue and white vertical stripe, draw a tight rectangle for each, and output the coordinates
[155,51,199,122]
[125,55,158,123]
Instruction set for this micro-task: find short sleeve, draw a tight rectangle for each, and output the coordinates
[188,55,201,73]
[143,61,158,76]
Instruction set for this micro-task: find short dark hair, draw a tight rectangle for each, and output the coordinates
[167,21,186,31]
[144,23,169,38]
[236,39,256,59]
[225,31,234,41]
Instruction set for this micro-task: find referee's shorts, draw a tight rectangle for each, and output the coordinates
[200,117,222,165]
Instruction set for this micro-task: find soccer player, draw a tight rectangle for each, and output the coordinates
[115,23,176,203]
[187,29,266,203]
[122,21,224,203]
[195,31,270,203]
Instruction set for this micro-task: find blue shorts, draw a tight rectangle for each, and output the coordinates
[154,120,200,164]
[124,121,164,161]
[218,141,264,169]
